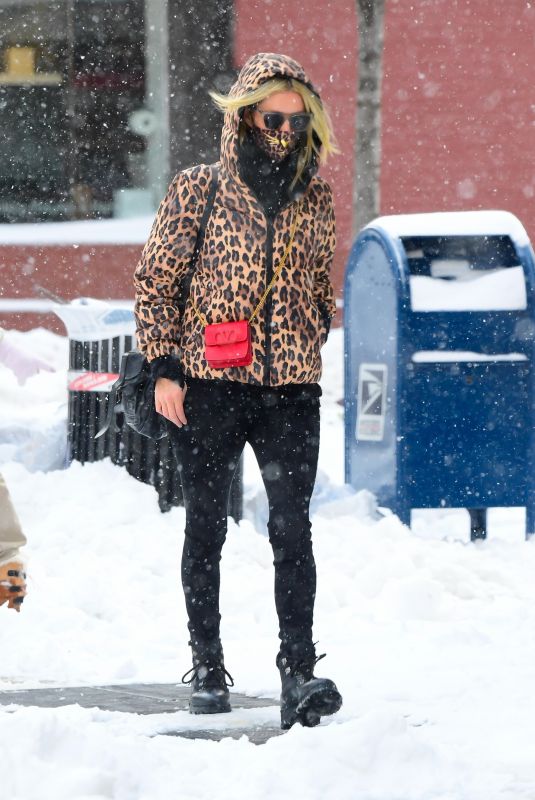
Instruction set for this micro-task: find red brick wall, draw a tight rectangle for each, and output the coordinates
[382,0,535,228]
[234,0,358,300]
[236,0,535,298]
[0,244,142,332]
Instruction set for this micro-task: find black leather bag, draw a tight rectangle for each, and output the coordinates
[96,350,166,440]
[120,352,164,439]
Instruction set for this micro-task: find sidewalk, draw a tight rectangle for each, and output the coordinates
[0,683,284,744]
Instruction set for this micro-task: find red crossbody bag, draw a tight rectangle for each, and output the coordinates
[193,206,300,369]
[204,319,251,368]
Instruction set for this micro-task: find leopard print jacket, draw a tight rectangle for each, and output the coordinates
[134,52,336,386]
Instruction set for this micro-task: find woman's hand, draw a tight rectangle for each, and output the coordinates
[155,378,188,428]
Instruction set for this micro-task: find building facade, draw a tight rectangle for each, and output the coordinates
[1,0,534,330]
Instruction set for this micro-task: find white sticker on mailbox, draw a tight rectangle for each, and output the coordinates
[356,363,388,442]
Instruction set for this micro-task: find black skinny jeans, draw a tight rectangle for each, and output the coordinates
[168,378,321,655]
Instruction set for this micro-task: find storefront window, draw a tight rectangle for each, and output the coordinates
[0,0,146,222]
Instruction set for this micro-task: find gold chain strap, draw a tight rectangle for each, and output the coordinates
[192,204,300,329]
[192,301,209,328]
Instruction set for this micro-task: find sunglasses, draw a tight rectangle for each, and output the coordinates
[254,109,312,133]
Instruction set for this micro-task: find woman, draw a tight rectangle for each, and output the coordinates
[0,474,27,612]
[0,328,37,611]
[134,53,342,729]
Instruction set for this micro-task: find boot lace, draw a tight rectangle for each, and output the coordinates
[181,661,235,689]
[283,651,326,679]
[297,651,325,675]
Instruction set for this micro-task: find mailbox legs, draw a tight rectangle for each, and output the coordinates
[396,503,411,529]
[526,505,535,540]
[468,508,487,541]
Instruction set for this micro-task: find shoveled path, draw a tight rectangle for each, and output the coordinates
[0,683,284,745]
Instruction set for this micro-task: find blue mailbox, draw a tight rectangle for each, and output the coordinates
[344,211,535,538]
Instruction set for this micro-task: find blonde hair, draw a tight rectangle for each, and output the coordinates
[210,77,339,186]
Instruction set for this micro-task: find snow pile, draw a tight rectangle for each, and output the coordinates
[0,215,153,245]
[412,350,527,362]
[1,328,535,799]
[410,264,527,311]
[0,328,68,471]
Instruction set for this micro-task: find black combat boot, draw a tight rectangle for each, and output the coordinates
[181,639,234,715]
[277,641,343,730]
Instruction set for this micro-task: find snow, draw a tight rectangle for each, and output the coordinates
[369,209,531,247]
[52,297,136,342]
[0,216,154,245]
[2,327,535,799]
[412,350,527,362]
[0,328,68,471]
[410,265,527,311]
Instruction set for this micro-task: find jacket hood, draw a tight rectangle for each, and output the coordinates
[220,53,320,180]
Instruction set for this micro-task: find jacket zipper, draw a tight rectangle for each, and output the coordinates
[263,222,274,385]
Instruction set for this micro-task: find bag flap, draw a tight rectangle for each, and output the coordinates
[205,320,249,347]
[120,351,149,383]
[205,341,250,359]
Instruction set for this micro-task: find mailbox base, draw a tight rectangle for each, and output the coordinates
[468,508,487,541]
[396,504,535,542]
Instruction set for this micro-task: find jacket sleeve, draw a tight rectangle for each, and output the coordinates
[134,170,201,362]
[313,182,337,343]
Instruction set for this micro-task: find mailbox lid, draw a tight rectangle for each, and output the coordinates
[368,210,531,248]
[367,210,535,316]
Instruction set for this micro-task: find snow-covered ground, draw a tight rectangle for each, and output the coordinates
[1,327,535,799]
